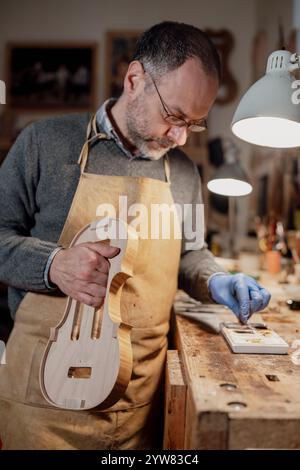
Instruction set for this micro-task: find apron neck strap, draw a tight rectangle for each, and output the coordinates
[163,154,171,185]
[78,114,171,185]
[77,114,108,173]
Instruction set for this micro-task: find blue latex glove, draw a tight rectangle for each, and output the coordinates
[208,273,271,324]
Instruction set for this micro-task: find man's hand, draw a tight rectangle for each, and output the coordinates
[208,273,271,324]
[49,242,120,307]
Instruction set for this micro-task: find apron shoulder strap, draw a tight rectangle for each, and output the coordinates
[164,154,171,185]
[77,114,108,173]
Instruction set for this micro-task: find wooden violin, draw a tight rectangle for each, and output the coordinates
[40,217,138,410]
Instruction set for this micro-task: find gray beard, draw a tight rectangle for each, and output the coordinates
[125,97,176,160]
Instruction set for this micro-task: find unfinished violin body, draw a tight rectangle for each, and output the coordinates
[40,217,138,410]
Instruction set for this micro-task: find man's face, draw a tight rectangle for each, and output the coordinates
[125,58,219,160]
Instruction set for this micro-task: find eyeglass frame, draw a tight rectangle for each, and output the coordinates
[142,64,208,133]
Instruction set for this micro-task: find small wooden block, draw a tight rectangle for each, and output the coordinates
[221,322,289,354]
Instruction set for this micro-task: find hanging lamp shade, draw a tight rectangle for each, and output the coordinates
[207,161,252,197]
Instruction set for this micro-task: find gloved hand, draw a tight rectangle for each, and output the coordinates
[208,273,271,324]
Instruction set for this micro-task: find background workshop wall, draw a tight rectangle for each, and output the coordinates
[0,0,257,139]
[0,0,294,238]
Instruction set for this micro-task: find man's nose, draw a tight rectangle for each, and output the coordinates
[167,126,188,146]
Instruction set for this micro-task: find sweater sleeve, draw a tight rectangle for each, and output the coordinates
[179,163,226,302]
[0,123,58,291]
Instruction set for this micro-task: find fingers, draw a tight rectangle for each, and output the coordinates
[83,282,107,300]
[79,242,120,275]
[258,287,271,310]
[232,274,251,323]
[92,271,108,284]
[76,291,105,308]
[249,290,263,313]
[247,278,271,312]
[78,260,109,282]
[73,282,107,307]
[225,297,241,320]
[76,276,107,294]
[232,274,271,323]
[79,248,110,275]
[85,241,120,259]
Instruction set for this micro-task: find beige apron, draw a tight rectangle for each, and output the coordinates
[0,115,181,449]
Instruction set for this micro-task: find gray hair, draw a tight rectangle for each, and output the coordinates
[133,21,221,81]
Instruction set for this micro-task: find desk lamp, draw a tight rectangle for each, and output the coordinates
[207,140,252,256]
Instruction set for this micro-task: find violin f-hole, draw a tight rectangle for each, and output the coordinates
[71,302,83,340]
[91,306,103,340]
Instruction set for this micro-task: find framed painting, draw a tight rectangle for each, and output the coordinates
[5,42,98,111]
[105,31,141,99]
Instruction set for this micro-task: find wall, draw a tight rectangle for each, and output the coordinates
[0,0,256,139]
[0,0,293,241]
[256,0,293,55]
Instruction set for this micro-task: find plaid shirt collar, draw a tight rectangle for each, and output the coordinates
[96,99,148,160]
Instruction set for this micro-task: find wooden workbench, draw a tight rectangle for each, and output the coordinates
[163,285,300,450]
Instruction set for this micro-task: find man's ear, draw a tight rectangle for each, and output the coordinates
[123,60,145,96]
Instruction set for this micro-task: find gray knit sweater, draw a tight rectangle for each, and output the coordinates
[0,112,223,318]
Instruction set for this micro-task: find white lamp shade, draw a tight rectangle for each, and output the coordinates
[207,162,253,196]
[207,178,252,196]
[231,50,300,148]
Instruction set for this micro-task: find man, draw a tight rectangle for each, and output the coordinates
[0,22,270,449]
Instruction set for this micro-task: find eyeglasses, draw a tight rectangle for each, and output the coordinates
[145,69,207,133]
